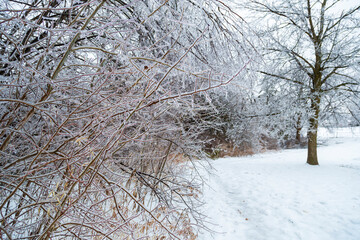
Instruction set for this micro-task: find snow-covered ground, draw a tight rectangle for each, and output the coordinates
[198,127,360,240]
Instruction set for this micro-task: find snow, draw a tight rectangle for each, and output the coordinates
[198,127,360,240]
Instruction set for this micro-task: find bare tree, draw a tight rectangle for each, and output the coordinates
[246,0,360,165]
[0,0,252,239]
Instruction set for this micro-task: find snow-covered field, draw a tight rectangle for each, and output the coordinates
[198,127,360,240]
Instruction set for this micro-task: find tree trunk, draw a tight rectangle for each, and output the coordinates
[307,127,318,165]
[307,95,320,165]
[295,114,302,144]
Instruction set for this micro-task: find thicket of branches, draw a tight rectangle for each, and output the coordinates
[0,0,252,239]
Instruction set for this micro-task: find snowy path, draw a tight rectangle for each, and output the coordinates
[198,133,360,240]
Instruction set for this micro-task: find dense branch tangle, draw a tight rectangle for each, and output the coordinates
[0,0,250,239]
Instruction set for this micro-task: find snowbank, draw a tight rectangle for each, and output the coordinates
[198,128,360,240]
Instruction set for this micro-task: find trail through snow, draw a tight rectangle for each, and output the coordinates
[198,128,360,240]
